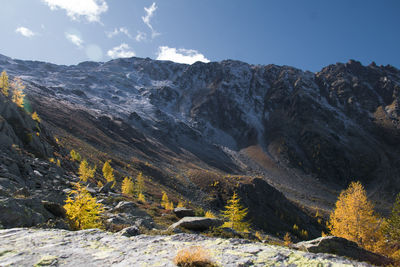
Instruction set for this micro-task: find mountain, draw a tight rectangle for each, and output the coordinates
[0,54,399,234]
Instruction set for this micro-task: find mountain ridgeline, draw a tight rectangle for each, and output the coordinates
[0,53,399,232]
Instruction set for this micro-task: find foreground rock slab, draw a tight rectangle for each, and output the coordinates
[293,236,392,266]
[0,228,374,266]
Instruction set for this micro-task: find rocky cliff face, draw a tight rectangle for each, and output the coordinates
[0,53,399,221]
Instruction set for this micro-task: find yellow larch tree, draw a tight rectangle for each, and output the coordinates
[64,183,104,230]
[70,149,81,162]
[221,192,250,232]
[0,70,9,97]
[177,201,185,208]
[381,192,400,261]
[78,159,96,182]
[328,181,383,252]
[161,191,169,209]
[31,111,41,123]
[121,176,134,196]
[11,77,25,108]
[205,210,217,218]
[102,160,115,186]
[134,172,145,198]
[137,192,146,203]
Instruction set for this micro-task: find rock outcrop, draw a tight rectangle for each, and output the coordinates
[173,207,195,218]
[169,217,223,231]
[0,228,374,266]
[293,236,392,266]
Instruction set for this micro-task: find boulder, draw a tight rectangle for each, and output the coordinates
[113,201,137,213]
[99,181,114,193]
[42,201,66,218]
[13,187,30,198]
[293,236,392,266]
[0,197,46,227]
[119,226,140,237]
[173,207,195,218]
[169,217,223,231]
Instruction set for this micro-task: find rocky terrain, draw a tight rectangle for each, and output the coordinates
[0,228,380,266]
[0,53,399,265]
[0,54,399,217]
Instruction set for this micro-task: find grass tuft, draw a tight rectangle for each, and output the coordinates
[173,246,216,267]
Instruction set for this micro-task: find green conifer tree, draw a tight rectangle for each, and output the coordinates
[383,192,400,244]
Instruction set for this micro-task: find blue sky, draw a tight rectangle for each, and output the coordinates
[0,0,399,71]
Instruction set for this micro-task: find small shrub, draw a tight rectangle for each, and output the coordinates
[138,192,146,203]
[165,201,174,211]
[70,149,81,162]
[173,246,215,267]
[31,111,41,123]
[300,229,308,239]
[177,201,185,208]
[284,232,292,246]
[195,207,205,217]
[204,211,216,218]
[255,231,263,241]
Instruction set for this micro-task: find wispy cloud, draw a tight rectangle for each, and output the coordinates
[106,27,133,39]
[135,31,146,42]
[42,0,108,23]
[15,27,35,38]
[156,46,210,64]
[65,33,84,48]
[142,2,159,38]
[107,43,135,59]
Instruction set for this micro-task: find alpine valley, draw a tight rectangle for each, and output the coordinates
[0,53,398,266]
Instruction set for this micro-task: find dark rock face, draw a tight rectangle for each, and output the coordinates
[169,217,223,231]
[294,236,393,266]
[99,181,114,193]
[173,207,195,218]
[119,226,140,237]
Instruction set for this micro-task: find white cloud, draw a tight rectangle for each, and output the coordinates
[156,46,210,64]
[107,43,135,59]
[142,2,159,38]
[106,27,133,39]
[65,33,84,48]
[42,0,108,23]
[15,27,35,38]
[135,31,146,42]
